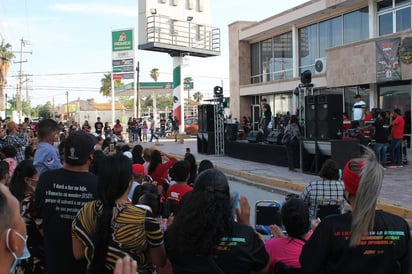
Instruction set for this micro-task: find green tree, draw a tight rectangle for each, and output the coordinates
[99,73,122,97]
[0,39,15,111]
[119,96,134,109]
[193,91,203,102]
[184,76,193,100]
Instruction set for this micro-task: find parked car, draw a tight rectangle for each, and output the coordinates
[185,118,198,135]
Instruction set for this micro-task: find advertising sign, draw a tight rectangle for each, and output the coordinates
[376,38,401,82]
[112,29,133,52]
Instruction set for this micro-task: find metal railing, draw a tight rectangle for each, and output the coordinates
[146,15,220,53]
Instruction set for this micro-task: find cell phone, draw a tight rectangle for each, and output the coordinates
[231,192,239,217]
[109,143,115,152]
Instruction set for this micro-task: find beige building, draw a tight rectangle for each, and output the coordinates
[229,0,412,145]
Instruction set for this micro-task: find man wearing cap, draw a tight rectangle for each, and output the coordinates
[388,108,405,168]
[35,131,98,274]
[128,164,146,201]
[0,184,30,274]
[352,94,366,122]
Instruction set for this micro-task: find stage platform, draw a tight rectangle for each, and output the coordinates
[224,140,288,167]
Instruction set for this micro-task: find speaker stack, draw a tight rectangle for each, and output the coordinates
[303,94,344,174]
[197,105,216,154]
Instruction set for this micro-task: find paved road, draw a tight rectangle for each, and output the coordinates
[138,138,412,223]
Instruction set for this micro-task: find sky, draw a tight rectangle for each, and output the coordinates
[0,0,307,107]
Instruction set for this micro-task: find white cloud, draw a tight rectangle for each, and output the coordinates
[49,3,138,17]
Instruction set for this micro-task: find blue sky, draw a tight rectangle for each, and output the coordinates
[0,0,307,107]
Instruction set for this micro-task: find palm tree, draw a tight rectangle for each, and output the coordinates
[184,76,193,101]
[0,39,15,112]
[150,68,159,82]
[99,73,122,97]
[193,91,203,102]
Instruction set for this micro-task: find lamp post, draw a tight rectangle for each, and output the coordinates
[187,16,193,48]
[4,93,7,118]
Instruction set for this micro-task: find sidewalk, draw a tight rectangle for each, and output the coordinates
[140,138,412,222]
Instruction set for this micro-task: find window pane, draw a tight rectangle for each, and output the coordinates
[379,13,394,35]
[319,16,342,57]
[261,38,273,82]
[378,0,393,11]
[343,7,369,44]
[299,24,318,73]
[271,32,293,80]
[395,0,411,7]
[251,42,261,83]
[396,7,411,31]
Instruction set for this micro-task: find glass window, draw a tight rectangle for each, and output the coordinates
[378,0,393,11]
[319,17,342,57]
[396,0,411,6]
[251,43,261,83]
[396,7,411,31]
[271,32,293,80]
[379,13,394,35]
[299,24,318,73]
[343,7,369,44]
[261,38,273,82]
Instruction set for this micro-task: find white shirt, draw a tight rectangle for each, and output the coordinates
[353,100,366,120]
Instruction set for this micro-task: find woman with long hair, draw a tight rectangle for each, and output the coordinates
[9,159,45,274]
[164,169,269,274]
[300,148,411,273]
[148,149,176,192]
[72,154,167,274]
[132,144,145,164]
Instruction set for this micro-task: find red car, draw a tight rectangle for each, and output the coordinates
[185,118,198,135]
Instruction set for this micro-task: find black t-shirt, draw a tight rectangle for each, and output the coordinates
[95,121,103,134]
[300,211,411,274]
[374,118,390,143]
[165,222,269,274]
[35,168,98,274]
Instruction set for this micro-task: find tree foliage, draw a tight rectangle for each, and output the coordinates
[99,73,123,97]
[150,68,159,82]
[193,91,203,102]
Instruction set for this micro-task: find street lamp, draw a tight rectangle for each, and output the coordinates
[187,16,193,48]
[65,91,69,121]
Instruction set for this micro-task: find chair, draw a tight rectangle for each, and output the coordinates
[273,261,301,274]
[315,204,342,220]
[254,200,282,238]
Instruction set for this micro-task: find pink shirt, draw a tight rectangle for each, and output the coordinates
[265,230,313,272]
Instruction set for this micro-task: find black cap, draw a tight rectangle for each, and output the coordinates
[65,131,97,166]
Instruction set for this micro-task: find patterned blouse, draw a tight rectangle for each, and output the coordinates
[72,201,164,274]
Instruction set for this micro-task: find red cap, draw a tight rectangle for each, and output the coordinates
[132,164,145,175]
[343,159,365,195]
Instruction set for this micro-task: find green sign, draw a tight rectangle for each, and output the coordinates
[113,66,134,73]
[112,29,133,52]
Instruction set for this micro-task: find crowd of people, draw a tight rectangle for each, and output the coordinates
[0,115,410,274]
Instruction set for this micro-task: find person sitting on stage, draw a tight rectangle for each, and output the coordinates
[300,148,411,274]
[300,159,345,221]
[265,198,313,273]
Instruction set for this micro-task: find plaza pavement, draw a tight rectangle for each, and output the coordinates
[139,138,412,223]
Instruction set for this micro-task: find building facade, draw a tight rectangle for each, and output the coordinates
[229,0,412,146]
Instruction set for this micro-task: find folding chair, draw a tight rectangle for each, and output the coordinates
[254,200,282,238]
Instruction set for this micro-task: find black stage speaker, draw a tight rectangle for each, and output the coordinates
[197,133,204,154]
[267,131,280,144]
[198,105,214,132]
[317,94,343,140]
[246,130,264,143]
[225,123,238,141]
[202,132,216,154]
[305,95,317,140]
[330,139,360,169]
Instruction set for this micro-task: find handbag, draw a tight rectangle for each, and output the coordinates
[281,133,291,145]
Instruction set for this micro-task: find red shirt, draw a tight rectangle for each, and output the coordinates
[166,184,193,200]
[391,115,405,139]
[113,124,122,137]
[149,157,177,184]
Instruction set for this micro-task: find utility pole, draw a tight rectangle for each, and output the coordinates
[65,91,69,122]
[13,38,31,123]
